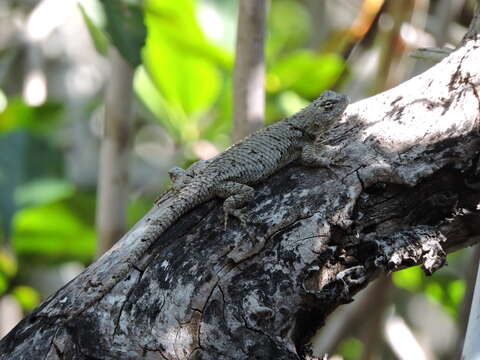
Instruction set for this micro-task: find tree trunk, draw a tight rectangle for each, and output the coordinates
[232,0,267,141]
[96,47,134,256]
[1,9,480,360]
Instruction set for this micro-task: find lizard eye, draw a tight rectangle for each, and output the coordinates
[322,100,335,111]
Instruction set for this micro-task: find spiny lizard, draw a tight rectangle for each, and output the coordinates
[43,90,348,319]
[154,90,349,233]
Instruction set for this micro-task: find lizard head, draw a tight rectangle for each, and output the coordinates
[289,90,349,136]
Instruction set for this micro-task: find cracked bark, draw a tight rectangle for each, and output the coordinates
[2,10,480,360]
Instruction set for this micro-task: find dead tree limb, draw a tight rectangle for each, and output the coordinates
[1,11,480,360]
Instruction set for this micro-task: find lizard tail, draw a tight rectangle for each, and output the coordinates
[151,179,213,235]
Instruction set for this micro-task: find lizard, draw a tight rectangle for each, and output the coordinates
[154,90,349,233]
[40,90,349,320]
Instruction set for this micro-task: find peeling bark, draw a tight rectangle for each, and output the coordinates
[2,18,480,360]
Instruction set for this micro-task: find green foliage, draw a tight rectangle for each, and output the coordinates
[393,263,466,318]
[78,4,109,56]
[267,0,311,57]
[0,250,16,295]
[12,285,40,312]
[0,273,7,295]
[0,250,17,278]
[139,0,231,143]
[392,266,423,292]
[101,0,146,66]
[338,337,364,360]
[12,196,96,264]
[80,0,146,66]
[0,129,64,240]
[268,51,344,99]
[0,97,63,134]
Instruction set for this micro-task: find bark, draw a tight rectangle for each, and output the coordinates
[232,0,267,141]
[2,12,480,360]
[96,47,134,256]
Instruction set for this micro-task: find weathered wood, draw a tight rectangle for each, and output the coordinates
[2,17,480,360]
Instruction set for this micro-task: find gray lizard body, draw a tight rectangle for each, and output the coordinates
[154,90,349,233]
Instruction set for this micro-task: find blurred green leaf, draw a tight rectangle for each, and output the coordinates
[12,201,95,263]
[268,51,344,99]
[0,129,64,242]
[143,2,223,114]
[134,66,187,141]
[448,280,465,308]
[0,97,63,134]
[277,91,309,116]
[0,250,17,277]
[392,266,423,292]
[200,74,233,142]
[137,0,231,143]
[0,273,7,295]
[267,0,310,58]
[425,281,443,303]
[424,277,465,317]
[338,337,363,360]
[12,285,40,312]
[144,0,231,69]
[15,178,75,207]
[100,0,146,66]
[78,3,109,56]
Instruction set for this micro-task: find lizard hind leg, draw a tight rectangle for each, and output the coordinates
[214,182,256,238]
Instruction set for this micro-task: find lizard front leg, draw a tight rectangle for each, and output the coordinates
[214,182,255,235]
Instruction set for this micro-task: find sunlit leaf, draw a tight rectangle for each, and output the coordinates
[12,285,40,312]
[78,3,109,56]
[143,22,222,116]
[0,250,17,277]
[144,0,231,69]
[448,280,465,308]
[338,337,363,360]
[277,91,309,116]
[392,266,423,292]
[424,277,465,317]
[425,281,444,305]
[12,202,95,262]
[100,0,146,66]
[134,66,189,141]
[268,51,344,99]
[138,0,231,143]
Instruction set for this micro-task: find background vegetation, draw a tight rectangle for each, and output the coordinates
[0,0,478,359]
